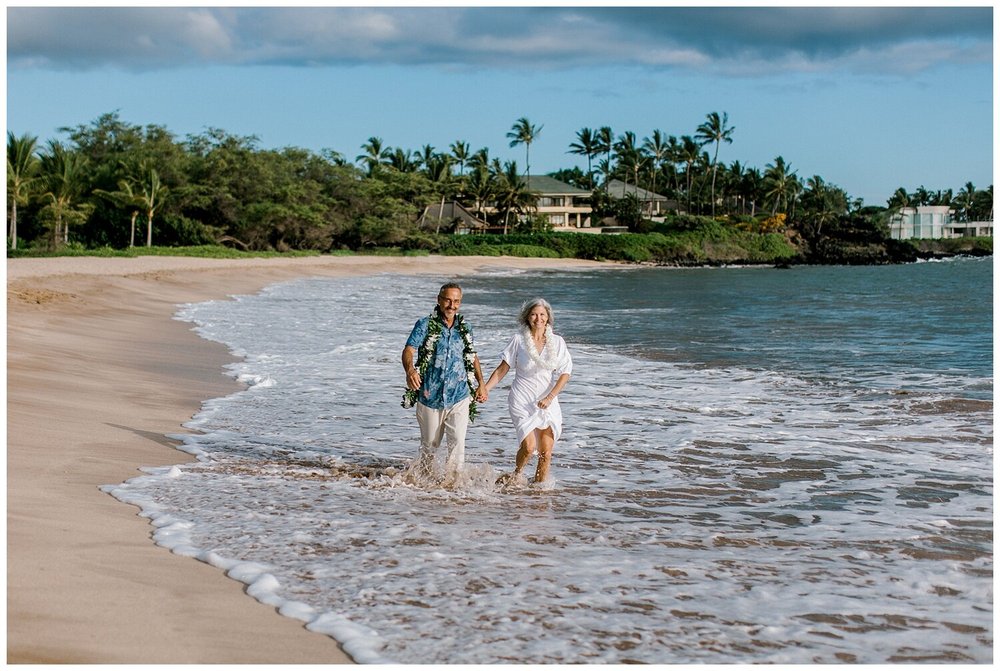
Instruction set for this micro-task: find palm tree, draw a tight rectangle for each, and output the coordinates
[356,137,388,176]
[568,127,599,189]
[495,160,535,234]
[450,141,470,176]
[742,167,763,216]
[763,156,797,216]
[138,164,167,247]
[614,132,648,212]
[94,175,145,247]
[387,147,418,173]
[677,135,701,212]
[465,165,495,224]
[613,131,640,188]
[7,131,39,250]
[642,130,669,198]
[955,182,977,221]
[695,111,735,216]
[726,160,746,214]
[425,154,454,233]
[507,117,543,182]
[596,126,613,190]
[417,144,437,171]
[887,187,911,211]
[38,140,92,248]
[468,147,491,173]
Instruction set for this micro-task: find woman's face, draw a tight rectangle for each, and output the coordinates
[527,305,549,331]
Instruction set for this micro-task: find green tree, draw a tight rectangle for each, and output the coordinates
[724,160,745,215]
[695,111,735,217]
[764,156,797,216]
[417,144,437,172]
[507,117,543,182]
[425,153,455,233]
[568,127,599,189]
[642,130,670,199]
[464,164,496,224]
[450,140,470,176]
[468,147,491,172]
[357,136,388,176]
[94,175,145,247]
[970,185,993,222]
[677,135,701,212]
[387,147,418,173]
[495,160,535,234]
[596,126,613,190]
[613,131,642,190]
[138,165,167,247]
[7,131,39,250]
[886,187,911,211]
[37,140,93,248]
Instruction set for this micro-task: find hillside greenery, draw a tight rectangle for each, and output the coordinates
[6,111,993,265]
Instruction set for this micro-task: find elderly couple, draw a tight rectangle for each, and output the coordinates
[401,282,572,487]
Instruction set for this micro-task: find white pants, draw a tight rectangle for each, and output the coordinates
[414,396,470,483]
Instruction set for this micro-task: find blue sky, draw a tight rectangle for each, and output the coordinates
[5,5,994,206]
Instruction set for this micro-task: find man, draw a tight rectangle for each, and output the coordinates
[402,283,485,484]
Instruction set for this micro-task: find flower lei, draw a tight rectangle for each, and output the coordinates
[402,306,479,421]
[522,325,560,371]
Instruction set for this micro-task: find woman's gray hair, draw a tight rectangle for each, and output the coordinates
[519,297,554,328]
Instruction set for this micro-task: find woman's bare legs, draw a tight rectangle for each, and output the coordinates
[500,428,555,486]
[534,428,555,483]
[511,434,536,483]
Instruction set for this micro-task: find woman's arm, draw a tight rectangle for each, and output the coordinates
[477,360,510,402]
[537,372,571,409]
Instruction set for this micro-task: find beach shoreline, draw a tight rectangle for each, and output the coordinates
[6,254,607,663]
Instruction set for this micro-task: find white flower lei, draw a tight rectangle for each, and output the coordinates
[522,325,560,371]
[402,307,479,420]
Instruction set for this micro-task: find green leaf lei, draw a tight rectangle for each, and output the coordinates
[401,306,479,421]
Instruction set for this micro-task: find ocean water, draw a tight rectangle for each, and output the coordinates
[104,257,993,664]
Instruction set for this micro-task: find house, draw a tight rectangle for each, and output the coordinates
[888,205,952,239]
[418,201,489,235]
[524,175,594,230]
[605,179,680,217]
[888,205,993,240]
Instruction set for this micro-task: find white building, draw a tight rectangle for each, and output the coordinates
[889,205,993,239]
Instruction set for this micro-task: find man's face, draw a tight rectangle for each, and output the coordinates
[437,288,463,322]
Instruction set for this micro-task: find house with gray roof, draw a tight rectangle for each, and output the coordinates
[605,179,680,216]
[418,201,489,234]
[525,175,594,229]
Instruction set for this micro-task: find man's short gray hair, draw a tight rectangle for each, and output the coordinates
[519,298,554,328]
[438,282,463,298]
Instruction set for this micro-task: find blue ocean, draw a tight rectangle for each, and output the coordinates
[105,257,993,663]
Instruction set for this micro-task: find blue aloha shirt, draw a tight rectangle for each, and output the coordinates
[406,316,473,410]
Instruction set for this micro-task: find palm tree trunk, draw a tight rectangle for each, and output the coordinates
[436,195,446,234]
[129,211,138,248]
[147,211,153,247]
[9,200,17,250]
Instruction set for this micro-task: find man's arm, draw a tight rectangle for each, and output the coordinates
[402,345,421,390]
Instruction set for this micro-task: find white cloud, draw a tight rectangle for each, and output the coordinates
[7,6,992,76]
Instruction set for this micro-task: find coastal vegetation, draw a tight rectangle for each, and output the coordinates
[7,112,993,264]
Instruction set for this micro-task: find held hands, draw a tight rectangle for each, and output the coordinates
[475,386,489,403]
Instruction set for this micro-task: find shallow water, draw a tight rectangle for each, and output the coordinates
[105,257,992,663]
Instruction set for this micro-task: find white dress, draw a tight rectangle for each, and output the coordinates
[501,328,573,444]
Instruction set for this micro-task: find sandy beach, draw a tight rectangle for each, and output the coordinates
[6,253,607,663]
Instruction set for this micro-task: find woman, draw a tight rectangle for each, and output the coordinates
[478,298,572,485]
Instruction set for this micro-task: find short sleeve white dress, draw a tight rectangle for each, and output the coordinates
[500,327,573,444]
